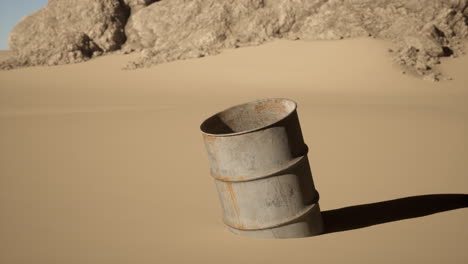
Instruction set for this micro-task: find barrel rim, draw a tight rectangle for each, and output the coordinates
[200,98,298,137]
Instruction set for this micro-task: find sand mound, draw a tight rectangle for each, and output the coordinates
[1,0,467,80]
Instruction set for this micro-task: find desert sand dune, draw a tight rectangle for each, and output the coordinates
[0,38,467,263]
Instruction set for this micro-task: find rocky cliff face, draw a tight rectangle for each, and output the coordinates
[2,0,467,81]
[124,0,158,13]
[2,0,129,68]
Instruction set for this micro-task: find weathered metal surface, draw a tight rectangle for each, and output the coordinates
[200,98,323,239]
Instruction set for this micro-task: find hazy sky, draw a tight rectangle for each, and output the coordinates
[0,0,48,50]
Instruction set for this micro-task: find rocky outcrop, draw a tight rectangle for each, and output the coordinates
[122,0,329,68]
[2,0,467,81]
[124,0,158,14]
[124,0,468,80]
[293,0,468,80]
[0,0,129,69]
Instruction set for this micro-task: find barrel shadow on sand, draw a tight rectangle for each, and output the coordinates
[321,194,468,234]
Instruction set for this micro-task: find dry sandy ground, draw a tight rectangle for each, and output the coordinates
[1,39,467,264]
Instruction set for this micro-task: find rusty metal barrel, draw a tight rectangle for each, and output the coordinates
[200,98,323,239]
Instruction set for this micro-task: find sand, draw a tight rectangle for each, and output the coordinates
[1,38,467,263]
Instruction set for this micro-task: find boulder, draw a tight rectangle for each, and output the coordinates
[123,0,328,68]
[123,0,158,14]
[1,0,129,68]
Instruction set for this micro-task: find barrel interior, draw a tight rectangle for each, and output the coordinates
[201,99,296,135]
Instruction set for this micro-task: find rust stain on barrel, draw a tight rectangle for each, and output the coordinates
[255,100,287,113]
[202,134,217,146]
[226,183,241,226]
[212,173,246,182]
[203,133,215,141]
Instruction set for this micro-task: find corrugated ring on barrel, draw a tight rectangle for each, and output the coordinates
[212,152,320,231]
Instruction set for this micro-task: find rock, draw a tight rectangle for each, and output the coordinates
[123,0,467,80]
[2,0,467,81]
[123,0,158,14]
[1,0,129,69]
[392,5,468,78]
[123,0,332,68]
